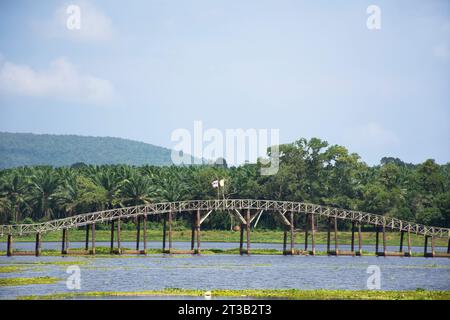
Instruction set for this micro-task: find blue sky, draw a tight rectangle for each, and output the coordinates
[0,0,449,165]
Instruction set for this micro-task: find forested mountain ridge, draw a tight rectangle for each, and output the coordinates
[0,137,449,228]
[0,132,176,168]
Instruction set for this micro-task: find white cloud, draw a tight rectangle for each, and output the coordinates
[0,57,114,103]
[39,1,113,42]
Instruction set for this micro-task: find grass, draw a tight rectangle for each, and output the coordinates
[1,229,447,247]
[0,276,60,287]
[17,288,450,300]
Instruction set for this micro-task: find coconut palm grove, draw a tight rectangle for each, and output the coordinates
[1,137,448,230]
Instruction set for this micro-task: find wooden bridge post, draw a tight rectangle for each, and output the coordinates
[290,211,295,255]
[375,226,379,255]
[407,226,412,257]
[334,217,339,256]
[85,224,90,251]
[304,214,309,252]
[326,217,331,254]
[239,222,244,255]
[399,230,404,253]
[110,220,115,254]
[35,232,41,257]
[65,228,70,254]
[431,236,435,257]
[382,223,387,256]
[246,209,250,255]
[447,238,450,254]
[143,215,147,254]
[136,216,141,251]
[311,214,315,255]
[7,234,13,257]
[351,221,355,253]
[358,223,362,256]
[196,209,201,254]
[283,229,287,255]
[61,228,67,255]
[61,229,65,254]
[162,214,167,253]
[117,218,121,254]
[424,235,429,257]
[168,210,173,253]
[91,223,96,255]
[191,213,195,251]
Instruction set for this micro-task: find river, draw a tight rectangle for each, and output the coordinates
[0,241,449,299]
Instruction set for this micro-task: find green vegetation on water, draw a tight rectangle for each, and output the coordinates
[17,288,450,300]
[0,276,60,286]
[0,265,25,273]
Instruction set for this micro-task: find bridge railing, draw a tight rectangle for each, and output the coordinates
[1,199,449,238]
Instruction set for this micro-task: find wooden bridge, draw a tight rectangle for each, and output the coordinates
[1,199,449,257]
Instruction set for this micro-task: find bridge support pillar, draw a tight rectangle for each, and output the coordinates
[196,209,201,254]
[358,223,362,256]
[162,214,167,253]
[310,214,315,256]
[407,227,412,257]
[168,210,173,254]
[239,223,244,255]
[431,236,435,257]
[382,223,387,256]
[399,230,404,253]
[143,215,147,254]
[85,224,90,251]
[283,229,287,255]
[326,217,331,254]
[91,223,96,255]
[245,209,250,255]
[304,214,309,252]
[447,238,450,254]
[7,234,13,257]
[351,221,355,253]
[334,217,339,256]
[191,213,195,251]
[424,235,429,257]
[136,216,141,252]
[35,232,41,257]
[290,212,295,254]
[61,228,69,255]
[110,220,114,254]
[117,218,121,254]
[375,226,379,256]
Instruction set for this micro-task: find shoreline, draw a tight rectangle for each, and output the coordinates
[17,288,450,300]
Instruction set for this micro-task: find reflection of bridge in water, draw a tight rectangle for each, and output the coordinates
[1,199,449,258]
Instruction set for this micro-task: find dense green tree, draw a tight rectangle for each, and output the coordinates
[0,137,448,229]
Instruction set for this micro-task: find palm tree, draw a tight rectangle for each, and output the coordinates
[56,168,81,217]
[90,167,122,209]
[155,169,189,202]
[0,172,31,223]
[120,171,157,206]
[30,168,61,220]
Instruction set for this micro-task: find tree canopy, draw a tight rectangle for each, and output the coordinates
[1,137,448,229]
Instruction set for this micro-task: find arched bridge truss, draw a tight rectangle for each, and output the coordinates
[1,199,449,258]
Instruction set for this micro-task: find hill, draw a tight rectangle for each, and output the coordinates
[0,132,181,168]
